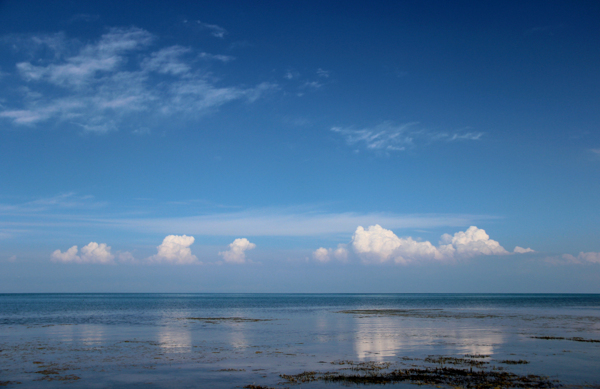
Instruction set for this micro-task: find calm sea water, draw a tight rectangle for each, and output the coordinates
[1,294,599,388]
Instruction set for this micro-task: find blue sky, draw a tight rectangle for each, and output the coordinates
[1,0,599,292]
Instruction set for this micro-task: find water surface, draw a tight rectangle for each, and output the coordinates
[1,294,599,388]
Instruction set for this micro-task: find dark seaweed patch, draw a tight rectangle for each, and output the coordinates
[338,309,505,320]
[531,336,600,343]
[280,367,556,388]
[35,369,60,375]
[182,317,272,323]
[532,336,566,340]
[280,371,318,383]
[465,354,490,359]
[34,374,80,382]
[568,337,600,343]
[216,368,246,372]
[330,360,391,371]
[424,356,489,367]
[501,360,530,365]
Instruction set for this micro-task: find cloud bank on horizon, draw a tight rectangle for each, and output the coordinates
[314,225,534,265]
[48,226,599,268]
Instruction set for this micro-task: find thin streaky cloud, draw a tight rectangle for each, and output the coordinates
[0,193,106,214]
[301,81,322,89]
[316,68,330,78]
[332,121,483,152]
[0,27,274,133]
[446,132,483,141]
[0,191,499,237]
[141,45,192,75]
[106,209,498,237]
[195,21,227,38]
[198,52,235,62]
[332,122,418,151]
[284,69,299,79]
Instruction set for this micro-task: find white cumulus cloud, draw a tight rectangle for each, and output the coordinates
[440,226,509,257]
[319,225,532,265]
[312,244,348,263]
[117,251,137,263]
[353,225,446,264]
[562,252,600,264]
[219,238,256,264]
[514,246,535,254]
[149,235,198,264]
[51,242,115,264]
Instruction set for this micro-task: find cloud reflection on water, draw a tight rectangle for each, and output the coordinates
[353,316,504,361]
[158,325,192,353]
[354,317,404,361]
[50,324,105,346]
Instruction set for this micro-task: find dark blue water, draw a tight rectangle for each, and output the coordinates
[1,294,599,388]
[2,293,599,325]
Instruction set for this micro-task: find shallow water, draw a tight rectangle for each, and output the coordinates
[0,294,599,388]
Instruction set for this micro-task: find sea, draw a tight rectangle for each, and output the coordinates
[1,293,599,388]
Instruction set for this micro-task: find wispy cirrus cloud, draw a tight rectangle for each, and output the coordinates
[0,192,499,238]
[331,121,483,152]
[0,27,276,133]
[194,22,228,38]
[108,209,496,237]
[0,196,498,238]
[0,193,105,215]
[316,68,330,78]
[332,122,418,151]
[198,52,235,62]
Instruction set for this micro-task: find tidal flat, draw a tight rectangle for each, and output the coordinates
[0,294,599,388]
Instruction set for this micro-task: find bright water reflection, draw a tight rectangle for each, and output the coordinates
[352,315,505,360]
[453,329,503,356]
[49,324,105,345]
[157,324,192,353]
[354,316,404,360]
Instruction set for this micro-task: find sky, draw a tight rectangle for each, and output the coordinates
[0,0,599,293]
